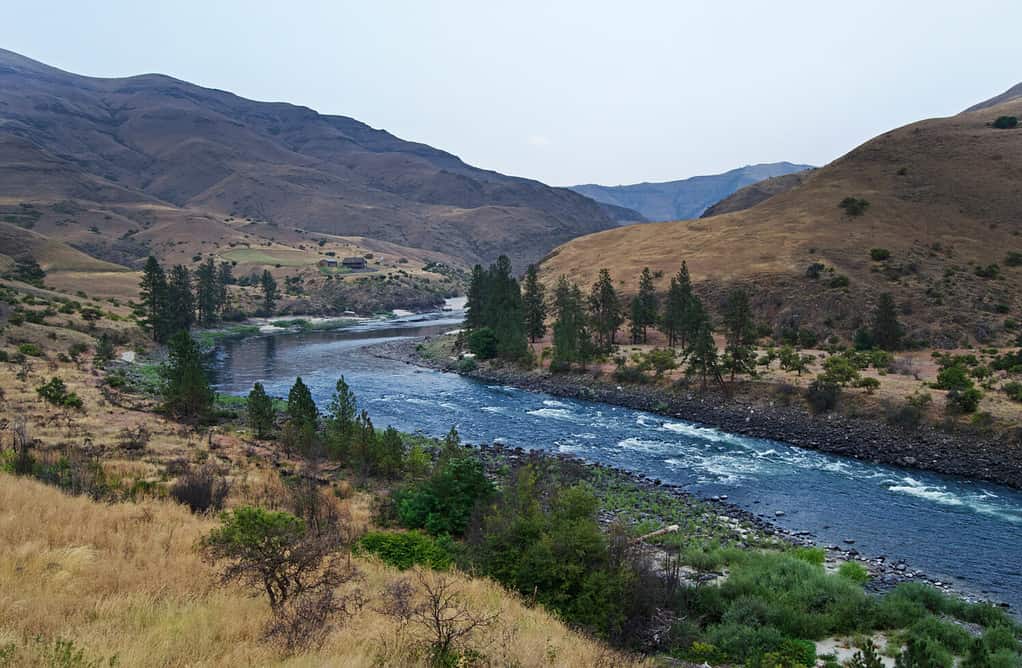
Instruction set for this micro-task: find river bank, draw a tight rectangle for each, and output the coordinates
[375,336,1022,491]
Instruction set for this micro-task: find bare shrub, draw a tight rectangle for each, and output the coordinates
[409,569,498,664]
[118,423,151,451]
[170,463,230,514]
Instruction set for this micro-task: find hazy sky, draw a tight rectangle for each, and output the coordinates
[3,1,1020,186]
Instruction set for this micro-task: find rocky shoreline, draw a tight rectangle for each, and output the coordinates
[370,336,1013,609]
[373,337,1022,491]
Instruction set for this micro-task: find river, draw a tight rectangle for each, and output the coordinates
[211,309,1022,610]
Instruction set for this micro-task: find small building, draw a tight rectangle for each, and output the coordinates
[342,256,367,270]
[318,258,338,268]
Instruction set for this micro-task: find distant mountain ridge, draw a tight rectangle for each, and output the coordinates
[569,162,813,222]
[0,48,616,269]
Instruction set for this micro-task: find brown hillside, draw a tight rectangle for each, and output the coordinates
[0,48,614,270]
[541,96,1022,347]
[700,170,814,218]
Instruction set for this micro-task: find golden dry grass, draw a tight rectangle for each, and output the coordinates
[541,98,1022,346]
[0,475,642,667]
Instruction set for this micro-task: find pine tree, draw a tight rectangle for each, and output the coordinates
[487,256,528,361]
[351,409,376,481]
[464,264,487,332]
[636,267,658,343]
[286,376,317,430]
[686,321,722,390]
[552,276,584,368]
[680,291,707,354]
[139,256,169,342]
[664,261,697,349]
[325,376,358,458]
[260,270,278,316]
[166,265,195,335]
[629,295,644,344]
[522,264,547,343]
[871,292,903,351]
[722,287,757,380]
[247,382,275,438]
[588,268,623,351]
[377,426,405,479]
[196,257,220,327]
[161,331,212,419]
[217,262,233,316]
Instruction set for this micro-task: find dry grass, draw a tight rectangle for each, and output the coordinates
[0,475,641,667]
[541,98,1022,346]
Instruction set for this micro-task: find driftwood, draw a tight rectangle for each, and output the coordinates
[630,524,679,544]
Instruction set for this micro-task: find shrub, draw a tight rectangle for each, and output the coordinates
[975,264,1000,279]
[394,458,493,536]
[356,531,452,570]
[993,116,1018,129]
[838,561,869,584]
[805,262,825,279]
[170,463,230,513]
[854,377,881,394]
[456,357,477,373]
[18,342,42,357]
[36,377,83,409]
[1005,251,1022,267]
[828,274,850,288]
[807,379,840,413]
[947,386,982,414]
[793,547,825,565]
[1004,381,1022,402]
[869,248,891,261]
[839,197,870,216]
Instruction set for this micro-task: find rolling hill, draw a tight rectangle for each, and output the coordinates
[700,169,814,218]
[569,162,813,222]
[542,92,1022,348]
[0,48,615,271]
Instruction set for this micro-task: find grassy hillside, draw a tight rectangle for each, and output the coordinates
[543,97,1022,347]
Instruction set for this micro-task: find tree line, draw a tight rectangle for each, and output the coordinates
[139,255,280,343]
[464,256,904,391]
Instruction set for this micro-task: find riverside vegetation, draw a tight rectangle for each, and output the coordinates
[1,270,1021,666]
[454,255,1022,485]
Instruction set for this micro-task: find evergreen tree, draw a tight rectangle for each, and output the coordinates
[139,256,169,342]
[722,287,757,380]
[588,268,623,351]
[195,257,220,327]
[325,376,358,458]
[871,292,903,351]
[166,265,195,335]
[464,264,487,332]
[522,264,547,343]
[663,261,697,349]
[217,262,233,315]
[377,426,405,479]
[487,256,528,361]
[351,409,376,481]
[686,321,723,390]
[551,276,584,368]
[161,330,213,419]
[681,292,708,354]
[247,382,275,438]
[629,295,644,344]
[260,270,278,316]
[286,376,318,429]
[635,267,658,343]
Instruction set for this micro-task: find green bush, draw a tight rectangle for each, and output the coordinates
[806,379,840,413]
[792,547,825,566]
[947,386,982,414]
[394,457,493,536]
[838,561,870,584]
[18,342,42,357]
[869,248,891,261]
[356,530,452,570]
[828,274,850,289]
[1005,252,1022,267]
[36,377,83,409]
[993,116,1018,129]
[456,357,477,373]
[1003,381,1022,402]
[839,197,871,217]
